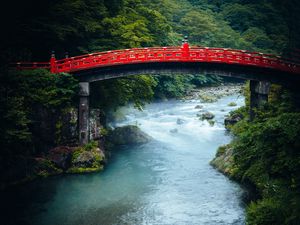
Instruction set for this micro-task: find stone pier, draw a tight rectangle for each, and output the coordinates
[79,82,90,145]
[249,80,271,120]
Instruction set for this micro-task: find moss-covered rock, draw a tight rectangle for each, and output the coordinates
[228,102,237,107]
[210,144,236,177]
[208,120,215,126]
[224,108,245,130]
[66,166,103,174]
[108,125,152,145]
[67,144,105,174]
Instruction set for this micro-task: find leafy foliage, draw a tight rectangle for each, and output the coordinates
[0,69,78,156]
[90,75,157,110]
[2,0,300,108]
[227,85,300,224]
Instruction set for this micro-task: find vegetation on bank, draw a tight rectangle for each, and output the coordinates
[0,69,78,185]
[211,84,300,225]
[0,141,105,189]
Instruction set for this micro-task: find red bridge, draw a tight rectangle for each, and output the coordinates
[14,43,300,77]
[13,42,300,145]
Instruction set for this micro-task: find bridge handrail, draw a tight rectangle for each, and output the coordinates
[55,46,300,74]
[11,62,50,69]
[12,46,300,74]
[54,47,274,62]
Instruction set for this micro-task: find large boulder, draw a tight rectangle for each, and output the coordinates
[108,125,152,145]
[73,151,95,168]
[224,114,243,129]
[210,145,235,176]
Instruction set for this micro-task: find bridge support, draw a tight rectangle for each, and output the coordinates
[79,82,90,145]
[249,80,270,120]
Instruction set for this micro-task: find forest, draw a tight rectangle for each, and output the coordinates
[1,0,300,224]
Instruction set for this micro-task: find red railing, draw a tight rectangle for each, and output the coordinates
[12,45,300,75]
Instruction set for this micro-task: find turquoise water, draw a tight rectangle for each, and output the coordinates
[1,94,246,225]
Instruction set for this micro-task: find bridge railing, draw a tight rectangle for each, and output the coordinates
[12,46,300,75]
[12,62,50,70]
[53,46,300,74]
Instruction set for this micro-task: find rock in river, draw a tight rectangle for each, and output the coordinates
[224,114,242,129]
[170,128,178,133]
[108,125,152,145]
[176,118,185,125]
[227,102,237,107]
[200,112,215,120]
[194,105,203,109]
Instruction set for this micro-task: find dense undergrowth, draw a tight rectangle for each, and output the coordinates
[213,84,300,224]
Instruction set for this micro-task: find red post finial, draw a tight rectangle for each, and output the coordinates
[182,36,189,58]
[183,36,189,48]
[50,51,57,73]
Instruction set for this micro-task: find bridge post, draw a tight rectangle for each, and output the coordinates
[182,36,190,59]
[50,51,57,73]
[79,82,90,145]
[249,80,271,120]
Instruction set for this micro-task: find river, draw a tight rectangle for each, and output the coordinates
[1,91,246,225]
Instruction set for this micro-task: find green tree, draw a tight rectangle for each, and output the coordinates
[180,10,218,45]
[90,75,157,111]
[0,69,78,156]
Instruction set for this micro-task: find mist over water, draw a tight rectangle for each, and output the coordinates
[1,94,246,225]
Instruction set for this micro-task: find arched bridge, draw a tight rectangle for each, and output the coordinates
[13,42,300,145]
[15,42,300,83]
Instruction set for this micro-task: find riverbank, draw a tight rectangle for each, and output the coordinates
[1,125,154,190]
[0,142,106,190]
[209,84,300,224]
[183,83,243,101]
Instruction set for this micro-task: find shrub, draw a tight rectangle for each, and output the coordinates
[83,140,98,151]
[247,198,283,225]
